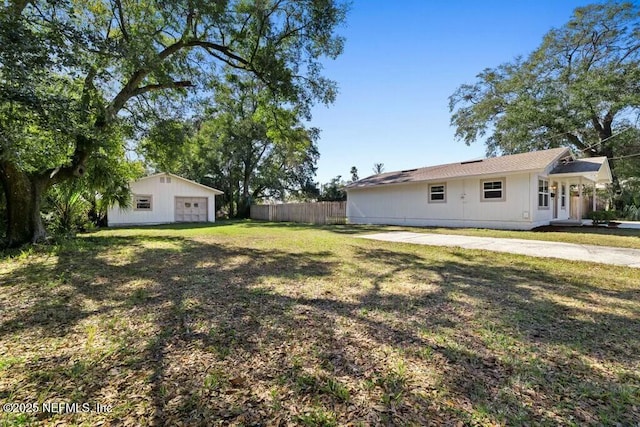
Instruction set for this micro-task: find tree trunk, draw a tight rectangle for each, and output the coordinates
[238,185,251,219]
[595,139,624,211]
[0,162,49,247]
[234,189,242,218]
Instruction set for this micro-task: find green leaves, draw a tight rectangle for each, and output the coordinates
[449,1,640,162]
[2,0,347,172]
[1,0,346,243]
[139,119,196,173]
[139,73,319,217]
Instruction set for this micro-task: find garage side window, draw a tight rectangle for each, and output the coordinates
[428,183,446,203]
[481,178,505,202]
[134,195,152,211]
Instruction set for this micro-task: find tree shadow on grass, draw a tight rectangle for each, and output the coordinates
[346,246,640,424]
[240,220,414,235]
[1,234,638,425]
[1,234,341,424]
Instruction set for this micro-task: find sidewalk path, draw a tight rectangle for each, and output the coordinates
[358,232,640,268]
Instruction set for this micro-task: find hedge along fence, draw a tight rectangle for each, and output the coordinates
[250,202,347,225]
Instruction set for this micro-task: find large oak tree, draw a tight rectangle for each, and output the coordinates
[0,0,346,246]
[140,75,320,217]
[449,2,640,187]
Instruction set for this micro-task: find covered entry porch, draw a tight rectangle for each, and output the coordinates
[548,156,613,225]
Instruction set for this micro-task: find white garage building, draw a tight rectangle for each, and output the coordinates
[107,172,223,226]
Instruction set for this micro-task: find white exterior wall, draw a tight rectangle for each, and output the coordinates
[347,173,554,230]
[532,173,552,225]
[107,175,218,226]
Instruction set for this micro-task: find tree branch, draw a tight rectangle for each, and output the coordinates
[113,0,130,41]
[9,0,30,17]
[602,109,615,138]
[45,135,92,183]
[80,67,98,121]
[590,114,609,141]
[565,132,587,150]
[106,40,186,120]
[185,40,250,68]
[131,80,193,97]
[617,43,640,64]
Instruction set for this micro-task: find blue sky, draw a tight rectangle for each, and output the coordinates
[309,0,594,184]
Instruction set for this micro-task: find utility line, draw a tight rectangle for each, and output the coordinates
[610,152,640,160]
[577,126,634,153]
[544,126,634,153]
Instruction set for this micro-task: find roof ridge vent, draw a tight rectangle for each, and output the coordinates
[460,159,483,165]
[401,168,418,173]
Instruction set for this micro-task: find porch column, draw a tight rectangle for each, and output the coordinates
[563,181,568,216]
[578,177,583,221]
[565,181,570,218]
[592,184,596,211]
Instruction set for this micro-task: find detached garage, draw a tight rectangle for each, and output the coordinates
[107,172,223,226]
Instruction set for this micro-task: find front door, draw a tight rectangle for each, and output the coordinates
[175,197,208,222]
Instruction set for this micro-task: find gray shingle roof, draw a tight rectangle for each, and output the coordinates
[348,147,571,189]
[549,157,607,174]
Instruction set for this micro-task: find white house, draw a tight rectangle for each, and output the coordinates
[346,147,612,230]
[107,172,223,226]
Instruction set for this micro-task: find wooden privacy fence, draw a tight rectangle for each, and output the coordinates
[250,202,347,225]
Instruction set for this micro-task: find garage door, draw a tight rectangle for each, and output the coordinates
[175,197,208,222]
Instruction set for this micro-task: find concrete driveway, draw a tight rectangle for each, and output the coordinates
[358,232,640,268]
[582,219,640,229]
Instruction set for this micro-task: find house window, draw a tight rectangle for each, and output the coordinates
[193,203,199,208]
[185,202,191,208]
[481,178,505,201]
[538,179,550,209]
[134,195,152,211]
[428,183,446,203]
[561,184,566,209]
[166,177,171,183]
[160,177,165,183]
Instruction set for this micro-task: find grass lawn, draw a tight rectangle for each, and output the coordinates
[1,221,639,426]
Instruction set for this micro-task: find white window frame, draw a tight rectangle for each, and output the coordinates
[428,183,446,203]
[538,179,550,209]
[134,194,153,211]
[480,178,505,202]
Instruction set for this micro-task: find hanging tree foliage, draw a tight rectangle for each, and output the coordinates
[0,0,347,246]
[140,75,320,218]
[449,2,640,179]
